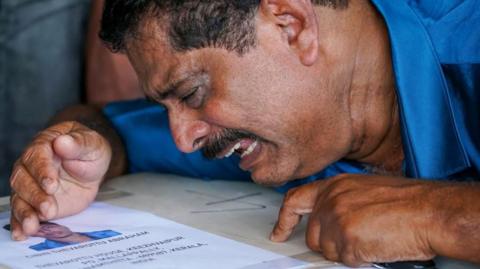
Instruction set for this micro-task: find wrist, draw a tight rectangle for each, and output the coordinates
[425,182,474,260]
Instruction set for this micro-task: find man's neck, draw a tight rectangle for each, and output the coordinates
[344,2,404,175]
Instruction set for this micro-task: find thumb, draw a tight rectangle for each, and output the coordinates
[53,129,111,182]
[270,180,328,242]
[53,129,108,161]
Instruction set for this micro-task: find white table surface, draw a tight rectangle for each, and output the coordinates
[0,173,478,269]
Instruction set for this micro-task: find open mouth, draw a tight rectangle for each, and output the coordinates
[218,139,258,158]
[217,138,259,159]
[216,138,262,171]
[200,129,262,170]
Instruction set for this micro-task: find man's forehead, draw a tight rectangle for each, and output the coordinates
[126,37,178,96]
[126,35,205,99]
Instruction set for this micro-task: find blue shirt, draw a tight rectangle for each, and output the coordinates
[372,0,480,179]
[103,0,480,190]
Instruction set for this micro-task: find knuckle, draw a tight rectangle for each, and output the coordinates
[69,131,85,144]
[282,199,294,210]
[75,129,104,150]
[84,130,99,142]
[323,249,340,261]
[276,219,291,232]
[22,146,37,163]
[338,232,362,265]
[276,213,299,233]
[10,193,19,207]
[29,188,45,204]
[22,143,51,165]
[50,121,76,134]
[323,181,357,204]
[9,176,16,190]
[340,243,358,266]
[86,129,101,139]
[330,174,364,190]
[330,197,350,217]
[341,254,360,267]
[10,217,20,231]
[283,188,300,208]
[9,165,24,189]
[305,219,321,251]
[340,246,363,267]
[340,221,358,242]
[330,173,351,182]
[331,177,355,191]
[284,187,299,201]
[33,129,62,144]
[30,160,53,179]
[44,128,64,138]
[354,248,376,264]
[91,131,108,150]
[68,120,86,130]
[15,204,30,220]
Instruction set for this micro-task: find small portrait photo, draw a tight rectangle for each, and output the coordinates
[3,222,121,251]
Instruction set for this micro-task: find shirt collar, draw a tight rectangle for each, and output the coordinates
[370,0,470,178]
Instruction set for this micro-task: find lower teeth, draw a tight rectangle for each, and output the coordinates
[241,141,258,158]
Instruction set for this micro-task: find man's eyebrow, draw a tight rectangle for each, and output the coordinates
[151,72,203,101]
[153,82,177,100]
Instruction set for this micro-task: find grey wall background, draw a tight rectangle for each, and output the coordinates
[0,0,91,196]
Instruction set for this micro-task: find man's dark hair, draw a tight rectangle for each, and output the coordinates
[100,0,348,54]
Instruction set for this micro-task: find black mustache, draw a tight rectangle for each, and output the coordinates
[201,129,257,159]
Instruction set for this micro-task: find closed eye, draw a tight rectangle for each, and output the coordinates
[180,86,204,108]
[181,86,198,102]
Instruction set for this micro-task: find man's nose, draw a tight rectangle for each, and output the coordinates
[169,112,210,153]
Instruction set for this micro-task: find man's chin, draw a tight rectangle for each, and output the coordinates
[249,160,298,187]
[250,173,290,187]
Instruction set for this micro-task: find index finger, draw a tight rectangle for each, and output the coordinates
[270,180,329,242]
[21,143,60,195]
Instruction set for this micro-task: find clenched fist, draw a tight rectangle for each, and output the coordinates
[9,121,112,240]
[270,174,441,266]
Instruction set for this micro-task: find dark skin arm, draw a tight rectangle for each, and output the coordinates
[270,174,480,266]
[50,104,127,179]
[9,105,128,240]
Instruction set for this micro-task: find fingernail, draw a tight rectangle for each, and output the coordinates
[11,230,19,240]
[270,230,288,242]
[42,178,58,194]
[42,178,52,188]
[22,216,34,228]
[58,134,74,144]
[269,232,278,242]
[12,230,26,241]
[40,202,50,216]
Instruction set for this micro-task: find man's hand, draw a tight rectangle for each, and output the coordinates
[270,174,438,267]
[9,121,112,241]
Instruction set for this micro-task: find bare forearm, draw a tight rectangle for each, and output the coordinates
[48,104,128,179]
[429,182,480,263]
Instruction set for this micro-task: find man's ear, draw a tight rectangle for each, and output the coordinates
[259,0,319,66]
